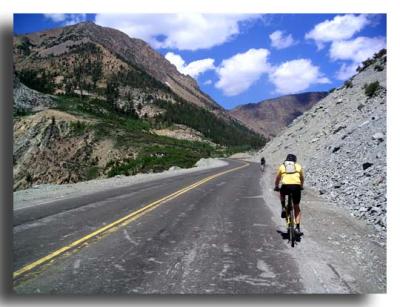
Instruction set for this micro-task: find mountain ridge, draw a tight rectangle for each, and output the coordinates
[229,91,328,139]
[14,21,221,112]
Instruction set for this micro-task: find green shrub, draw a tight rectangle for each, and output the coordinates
[86,166,99,180]
[69,120,87,135]
[364,81,380,98]
[344,80,353,88]
[13,107,33,117]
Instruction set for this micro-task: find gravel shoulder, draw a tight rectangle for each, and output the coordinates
[261,164,386,293]
[13,158,228,210]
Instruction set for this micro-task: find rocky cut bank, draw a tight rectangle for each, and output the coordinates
[258,49,387,239]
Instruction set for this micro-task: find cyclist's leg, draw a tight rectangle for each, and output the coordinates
[279,185,287,218]
[293,202,301,225]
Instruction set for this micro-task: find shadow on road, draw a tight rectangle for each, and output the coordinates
[276,230,303,246]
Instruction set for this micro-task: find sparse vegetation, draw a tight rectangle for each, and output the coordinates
[153,99,266,149]
[106,144,212,177]
[69,121,87,136]
[344,80,353,89]
[357,48,387,73]
[17,69,55,94]
[13,107,34,117]
[364,81,380,98]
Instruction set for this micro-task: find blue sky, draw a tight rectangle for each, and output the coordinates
[14,13,386,109]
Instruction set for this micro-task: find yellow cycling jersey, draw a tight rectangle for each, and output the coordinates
[277,163,304,185]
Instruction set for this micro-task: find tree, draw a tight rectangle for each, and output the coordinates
[105,80,119,110]
[91,58,102,90]
[73,58,84,100]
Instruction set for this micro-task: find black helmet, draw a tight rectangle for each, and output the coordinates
[285,154,297,162]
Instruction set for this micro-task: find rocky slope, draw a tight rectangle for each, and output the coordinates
[230,92,327,139]
[258,50,387,238]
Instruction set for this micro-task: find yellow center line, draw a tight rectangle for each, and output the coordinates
[13,160,250,280]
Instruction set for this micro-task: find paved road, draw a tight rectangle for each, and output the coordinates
[14,159,303,294]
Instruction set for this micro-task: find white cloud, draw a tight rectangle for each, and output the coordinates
[44,14,67,23]
[305,14,371,49]
[164,52,186,72]
[215,48,270,96]
[269,30,295,49]
[330,36,386,80]
[44,14,87,26]
[329,36,386,63]
[165,52,215,78]
[95,14,260,50]
[335,63,359,81]
[269,59,330,94]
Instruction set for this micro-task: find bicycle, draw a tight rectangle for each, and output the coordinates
[275,187,296,247]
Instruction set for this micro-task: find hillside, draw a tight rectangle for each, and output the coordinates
[258,49,387,237]
[229,92,327,139]
[13,22,265,190]
[13,21,221,112]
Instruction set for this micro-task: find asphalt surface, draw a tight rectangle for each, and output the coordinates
[14,159,304,294]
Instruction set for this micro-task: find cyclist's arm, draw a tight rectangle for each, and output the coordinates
[274,172,281,188]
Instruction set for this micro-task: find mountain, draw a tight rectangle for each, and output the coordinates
[229,92,327,139]
[13,22,265,190]
[258,49,386,237]
[13,21,220,112]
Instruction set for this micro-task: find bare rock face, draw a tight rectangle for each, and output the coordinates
[229,92,327,139]
[13,110,94,190]
[258,50,387,238]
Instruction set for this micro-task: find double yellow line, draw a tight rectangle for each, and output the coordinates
[13,161,249,280]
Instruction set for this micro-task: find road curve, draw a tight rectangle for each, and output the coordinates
[14,159,303,294]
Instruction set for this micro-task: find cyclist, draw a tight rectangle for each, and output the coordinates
[260,157,266,172]
[274,154,304,235]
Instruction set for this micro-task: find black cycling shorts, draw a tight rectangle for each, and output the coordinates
[280,184,301,204]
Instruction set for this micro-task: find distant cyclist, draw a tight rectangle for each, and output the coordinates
[274,154,304,235]
[260,157,266,172]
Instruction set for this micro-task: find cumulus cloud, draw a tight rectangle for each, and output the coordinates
[330,36,386,80]
[215,48,270,96]
[95,14,260,50]
[305,14,370,49]
[335,63,360,81]
[329,36,386,63]
[44,14,87,26]
[269,59,330,94]
[269,30,295,49]
[165,52,215,78]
